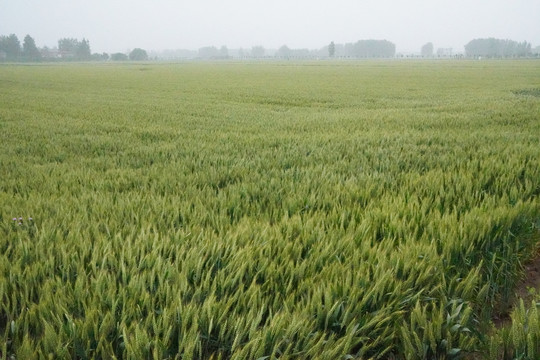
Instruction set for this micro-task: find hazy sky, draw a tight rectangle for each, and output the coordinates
[1,0,539,53]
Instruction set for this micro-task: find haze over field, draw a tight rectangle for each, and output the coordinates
[1,0,539,53]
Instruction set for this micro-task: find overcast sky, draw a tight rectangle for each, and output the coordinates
[1,0,539,54]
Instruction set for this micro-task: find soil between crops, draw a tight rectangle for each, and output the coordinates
[493,228,540,328]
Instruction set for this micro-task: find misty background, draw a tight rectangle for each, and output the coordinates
[1,0,539,57]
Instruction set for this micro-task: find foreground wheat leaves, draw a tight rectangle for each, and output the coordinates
[0,61,539,359]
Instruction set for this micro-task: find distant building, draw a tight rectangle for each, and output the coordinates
[40,47,61,59]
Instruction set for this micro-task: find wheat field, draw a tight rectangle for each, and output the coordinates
[1,60,539,359]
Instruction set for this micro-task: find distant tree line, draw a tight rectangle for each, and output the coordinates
[57,38,92,60]
[319,40,396,58]
[346,40,395,58]
[0,34,40,61]
[0,34,148,62]
[196,40,397,60]
[168,38,538,60]
[464,38,532,58]
[2,33,537,62]
[198,46,229,59]
[275,45,313,59]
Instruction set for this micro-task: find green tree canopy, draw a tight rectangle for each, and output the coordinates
[129,48,148,61]
[465,38,531,58]
[111,52,128,61]
[353,40,395,58]
[76,38,91,60]
[22,34,41,61]
[421,42,433,57]
[276,45,291,58]
[58,38,79,59]
[0,34,21,60]
[58,38,91,60]
[328,41,335,57]
[331,40,395,58]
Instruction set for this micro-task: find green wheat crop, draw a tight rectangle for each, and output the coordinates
[1,60,539,359]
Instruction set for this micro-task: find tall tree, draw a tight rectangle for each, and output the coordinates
[22,34,41,61]
[76,38,91,60]
[421,42,433,57]
[328,41,335,57]
[0,34,21,60]
[129,48,148,61]
[276,45,291,58]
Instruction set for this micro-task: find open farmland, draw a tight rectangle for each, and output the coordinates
[1,60,539,359]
